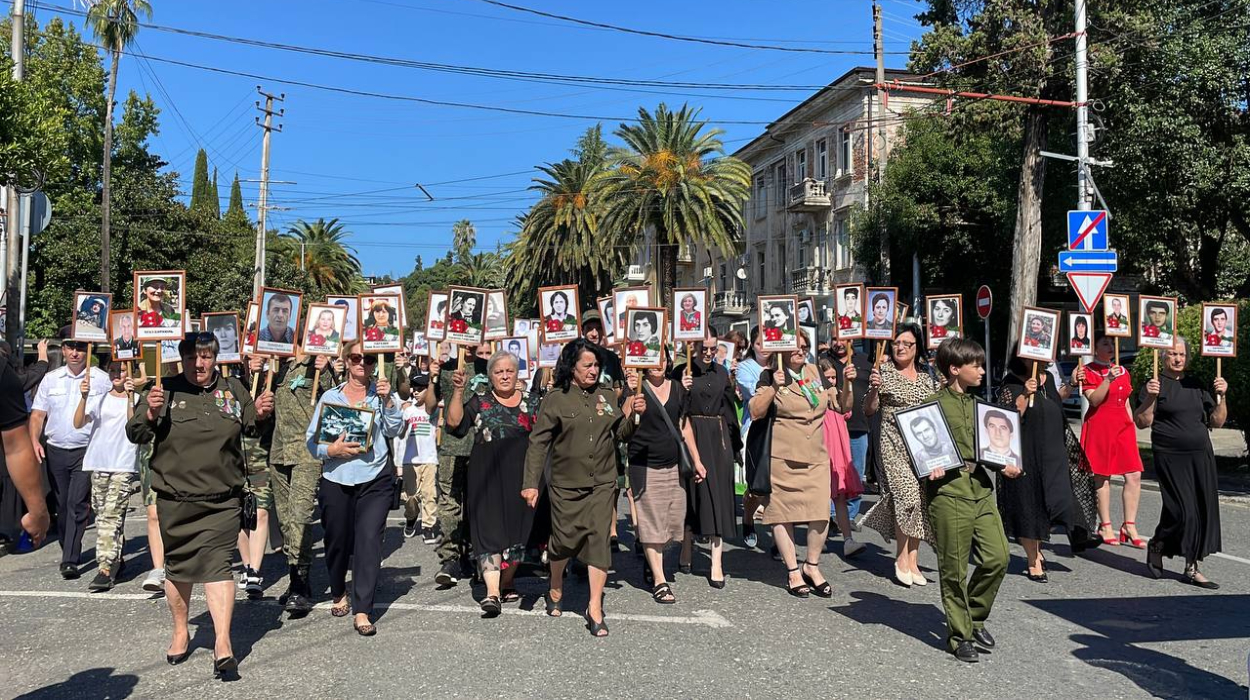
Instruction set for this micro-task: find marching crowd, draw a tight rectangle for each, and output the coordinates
[0,299,1230,674]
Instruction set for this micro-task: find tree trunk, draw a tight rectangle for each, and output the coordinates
[100,50,119,294]
[1006,107,1048,361]
[653,231,677,311]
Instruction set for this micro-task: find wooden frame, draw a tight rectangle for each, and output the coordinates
[108,309,142,362]
[315,403,377,450]
[201,311,242,364]
[484,289,510,341]
[597,296,616,344]
[411,331,430,357]
[925,294,963,349]
[326,295,359,343]
[358,293,405,353]
[425,291,449,342]
[255,286,303,357]
[1102,293,1132,338]
[864,286,899,341]
[133,270,186,341]
[539,284,581,344]
[758,294,800,352]
[241,303,260,356]
[834,283,865,340]
[672,287,709,342]
[1200,302,1238,358]
[1067,311,1093,357]
[445,286,488,346]
[71,290,111,343]
[1017,306,1061,363]
[302,303,348,357]
[612,286,651,344]
[622,306,667,369]
[1137,295,1178,350]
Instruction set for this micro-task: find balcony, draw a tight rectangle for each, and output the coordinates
[712,291,751,316]
[787,178,831,212]
[789,266,828,297]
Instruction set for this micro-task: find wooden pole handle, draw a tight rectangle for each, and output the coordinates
[153,344,162,390]
[264,363,275,393]
[1114,337,1120,366]
[250,365,260,398]
[311,367,321,406]
[1217,357,1223,405]
[1028,360,1038,408]
[1152,349,1158,381]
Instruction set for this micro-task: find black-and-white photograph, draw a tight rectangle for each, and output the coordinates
[202,312,241,364]
[537,341,562,368]
[835,283,864,340]
[447,286,487,346]
[539,284,580,344]
[613,287,650,342]
[973,401,1022,471]
[484,289,509,340]
[597,296,616,344]
[925,294,962,349]
[426,291,449,342]
[894,401,964,478]
[328,295,360,343]
[501,336,531,380]
[315,403,377,450]
[758,294,799,352]
[797,298,816,327]
[411,331,430,357]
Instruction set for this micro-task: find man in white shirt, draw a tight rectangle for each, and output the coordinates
[29,327,112,578]
[396,373,439,544]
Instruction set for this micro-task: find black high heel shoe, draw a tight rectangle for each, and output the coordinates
[784,567,810,598]
[1146,543,1164,580]
[800,561,833,598]
[212,655,238,680]
[166,635,191,666]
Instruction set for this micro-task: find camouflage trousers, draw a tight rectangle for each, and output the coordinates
[435,454,469,565]
[91,472,136,571]
[269,462,321,571]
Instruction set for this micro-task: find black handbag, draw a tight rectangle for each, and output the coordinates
[642,382,695,480]
[224,376,259,532]
[391,476,403,511]
[744,402,776,496]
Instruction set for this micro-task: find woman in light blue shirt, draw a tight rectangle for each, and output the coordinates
[735,326,770,549]
[306,341,402,636]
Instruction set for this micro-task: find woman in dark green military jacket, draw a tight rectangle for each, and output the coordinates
[521,339,644,637]
[127,334,274,678]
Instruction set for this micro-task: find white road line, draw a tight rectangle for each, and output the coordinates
[0,590,732,628]
[1211,552,1250,566]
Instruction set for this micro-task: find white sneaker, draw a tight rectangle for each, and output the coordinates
[141,568,166,593]
[843,539,866,558]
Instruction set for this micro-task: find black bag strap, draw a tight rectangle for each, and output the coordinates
[642,381,682,444]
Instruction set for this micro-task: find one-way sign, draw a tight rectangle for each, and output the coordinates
[1058,250,1118,273]
[1067,210,1109,251]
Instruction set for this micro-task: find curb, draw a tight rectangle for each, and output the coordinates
[1110,474,1250,506]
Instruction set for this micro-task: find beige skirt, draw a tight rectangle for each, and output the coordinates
[762,458,831,526]
[629,463,687,545]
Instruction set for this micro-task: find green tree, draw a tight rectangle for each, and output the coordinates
[597,103,751,301]
[189,148,210,213]
[225,171,246,224]
[275,218,364,296]
[0,61,70,190]
[209,166,220,218]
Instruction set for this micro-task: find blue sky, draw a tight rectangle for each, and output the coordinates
[45,0,925,277]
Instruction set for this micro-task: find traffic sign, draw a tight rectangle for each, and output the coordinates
[975,285,992,319]
[1067,273,1113,313]
[28,191,52,235]
[1068,210,1108,251]
[1058,250,1118,273]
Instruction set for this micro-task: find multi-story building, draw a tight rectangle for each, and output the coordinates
[696,66,934,338]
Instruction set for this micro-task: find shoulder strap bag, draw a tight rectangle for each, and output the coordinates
[642,382,695,481]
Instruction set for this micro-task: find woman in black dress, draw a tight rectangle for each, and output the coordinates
[1135,339,1228,588]
[674,328,741,589]
[446,350,539,616]
[997,357,1097,582]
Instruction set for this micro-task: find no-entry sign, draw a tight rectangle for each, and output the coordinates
[976,285,992,319]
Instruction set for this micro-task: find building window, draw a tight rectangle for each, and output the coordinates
[795,149,807,181]
[797,235,807,269]
[756,246,766,290]
[773,161,786,209]
[816,139,828,180]
[719,263,728,293]
[839,127,853,177]
[754,175,766,219]
[834,219,852,270]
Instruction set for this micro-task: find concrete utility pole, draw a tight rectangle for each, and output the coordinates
[872,1,897,292]
[1074,0,1092,211]
[5,0,25,350]
[252,87,284,299]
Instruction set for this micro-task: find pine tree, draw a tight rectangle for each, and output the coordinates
[190,148,210,213]
[209,167,221,218]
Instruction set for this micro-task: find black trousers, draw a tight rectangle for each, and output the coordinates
[46,446,91,565]
[319,470,394,616]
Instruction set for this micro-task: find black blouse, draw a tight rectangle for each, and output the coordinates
[628,380,689,468]
[1137,375,1214,453]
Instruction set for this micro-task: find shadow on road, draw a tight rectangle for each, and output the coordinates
[827,590,948,650]
[1027,594,1249,699]
[14,667,139,699]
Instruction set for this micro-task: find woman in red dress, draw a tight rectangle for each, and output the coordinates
[1076,332,1145,547]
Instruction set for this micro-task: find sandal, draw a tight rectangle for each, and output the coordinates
[500,588,520,604]
[584,608,609,637]
[544,591,563,617]
[480,595,502,618]
[785,566,810,598]
[801,561,833,598]
[354,621,377,636]
[651,582,676,605]
[330,598,350,617]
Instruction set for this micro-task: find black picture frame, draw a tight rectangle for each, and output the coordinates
[893,401,965,478]
[972,399,1023,472]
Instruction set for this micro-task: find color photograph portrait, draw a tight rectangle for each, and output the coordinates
[134,270,186,341]
[256,287,303,356]
[1068,312,1093,357]
[1201,303,1237,358]
[359,293,404,353]
[974,402,1022,471]
[1138,295,1177,350]
[108,310,141,362]
[1018,306,1060,363]
[672,288,708,342]
[835,283,865,340]
[303,303,347,356]
[72,291,111,343]
[539,285,580,344]
[1102,293,1132,338]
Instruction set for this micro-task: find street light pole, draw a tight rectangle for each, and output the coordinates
[5,0,25,351]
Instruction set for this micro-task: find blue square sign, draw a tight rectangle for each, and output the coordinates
[1067,210,1109,251]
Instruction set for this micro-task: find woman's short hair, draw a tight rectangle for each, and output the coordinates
[634,311,658,334]
[553,338,598,391]
[890,322,927,372]
[550,290,569,309]
[339,341,364,362]
[178,332,219,358]
[871,292,890,308]
[935,337,985,378]
[486,349,518,377]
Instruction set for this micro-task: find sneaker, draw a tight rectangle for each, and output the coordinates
[142,568,166,593]
[844,539,866,558]
[236,567,249,590]
[404,519,419,539]
[743,531,758,549]
[434,561,460,587]
[88,567,117,592]
[60,562,80,580]
[422,527,438,545]
[245,567,263,599]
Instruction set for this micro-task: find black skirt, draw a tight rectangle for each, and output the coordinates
[466,434,534,557]
[1152,448,1222,560]
[686,415,738,537]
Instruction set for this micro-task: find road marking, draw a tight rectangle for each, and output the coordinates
[1211,552,1250,566]
[0,590,732,628]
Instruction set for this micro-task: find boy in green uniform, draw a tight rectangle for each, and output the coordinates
[925,337,1019,663]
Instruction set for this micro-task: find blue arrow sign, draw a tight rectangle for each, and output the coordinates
[1058,250,1118,272]
[1067,210,1109,251]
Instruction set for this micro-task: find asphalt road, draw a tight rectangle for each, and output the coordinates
[1,484,1247,700]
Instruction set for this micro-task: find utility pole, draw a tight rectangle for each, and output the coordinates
[871,1,896,292]
[1074,0,1092,211]
[252,86,284,299]
[5,0,25,350]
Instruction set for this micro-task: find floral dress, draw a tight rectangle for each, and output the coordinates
[861,362,939,543]
[447,391,541,566]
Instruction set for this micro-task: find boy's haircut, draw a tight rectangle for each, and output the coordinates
[935,337,985,377]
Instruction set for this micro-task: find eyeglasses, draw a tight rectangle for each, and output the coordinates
[893,340,917,349]
[348,354,378,365]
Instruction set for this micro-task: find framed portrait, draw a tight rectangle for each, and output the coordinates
[202,312,242,364]
[1067,312,1093,357]
[241,302,260,356]
[613,286,651,343]
[1138,295,1178,350]
[896,302,910,324]
[133,270,186,341]
[539,285,580,344]
[623,307,667,369]
[1102,293,1132,338]
[358,293,404,353]
[255,287,303,357]
[512,318,531,336]
[835,283,865,340]
[72,290,111,343]
[597,296,616,344]
[973,401,1023,471]
[444,286,487,346]
[500,336,532,380]
[315,403,377,451]
[327,295,359,343]
[672,287,708,342]
[160,339,180,365]
[303,303,347,357]
[797,298,817,328]
[894,401,964,479]
[1200,303,1237,358]
[108,310,142,362]
[800,324,818,363]
[864,286,899,341]
[716,340,734,371]
[484,289,510,341]
[925,294,963,349]
[758,294,800,352]
[411,331,430,357]
[1017,306,1061,363]
[371,283,407,325]
[425,291,449,342]
[537,341,562,368]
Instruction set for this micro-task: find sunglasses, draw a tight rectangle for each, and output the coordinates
[348,354,378,365]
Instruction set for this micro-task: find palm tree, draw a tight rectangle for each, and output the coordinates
[451,219,476,264]
[597,103,751,302]
[84,0,152,293]
[277,218,363,295]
